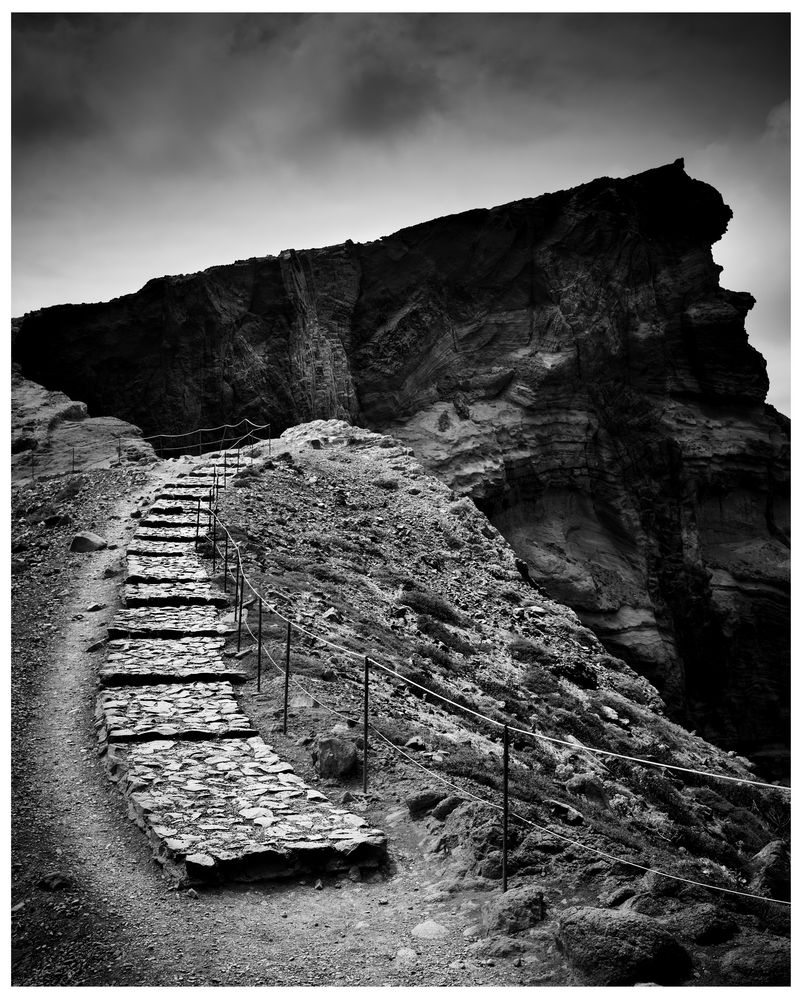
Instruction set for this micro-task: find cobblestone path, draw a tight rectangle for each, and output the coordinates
[96,453,387,885]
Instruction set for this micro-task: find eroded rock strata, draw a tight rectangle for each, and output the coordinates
[12,161,789,768]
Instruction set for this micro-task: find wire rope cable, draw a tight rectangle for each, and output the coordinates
[207,510,790,795]
[198,504,791,907]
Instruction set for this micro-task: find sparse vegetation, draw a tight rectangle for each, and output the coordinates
[401,587,464,625]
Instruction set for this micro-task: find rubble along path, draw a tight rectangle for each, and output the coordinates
[12,450,534,987]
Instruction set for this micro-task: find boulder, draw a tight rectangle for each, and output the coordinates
[483,885,546,935]
[719,932,790,986]
[565,774,609,808]
[431,795,464,821]
[749,840,790,901]
[555,906,692,985]
[476,850,503,880]
[411,919,448,940]
[70,531,108,553]
[545,799,584,825]
[406,788,447,816]
[312,735,357,778]
[660,902,737,945]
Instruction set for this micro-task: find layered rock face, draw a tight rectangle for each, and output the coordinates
[12,161,789,770]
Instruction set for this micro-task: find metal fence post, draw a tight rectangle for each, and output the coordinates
[237,574,244,652]
[211,516,217,574]
[195,500,201,547]
[363,657,370,793]
[223,534,229,592]
[283,622,291,734]
[502,724,509,893]
[257,599,263,692]
[223,449,227,486]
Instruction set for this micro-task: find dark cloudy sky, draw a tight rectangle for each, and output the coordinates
[12,11,790,413]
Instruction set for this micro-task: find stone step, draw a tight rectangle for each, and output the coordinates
[164,479,217,490]
[100,636,246,686]
[141,513,199,528]
[127,540,204,558]
[124,582,229,608]
[103,736,387,885]
[156,488,218,502]
[134,526,199,542]
[187,467,237,479]
[149,500,209,517]
[126,555,208,583]
[109,606,229,638]
[96,682,257,742]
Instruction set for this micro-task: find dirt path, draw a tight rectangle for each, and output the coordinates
[11,461,543,987]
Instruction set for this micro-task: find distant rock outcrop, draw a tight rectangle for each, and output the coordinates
[12,162,789,770]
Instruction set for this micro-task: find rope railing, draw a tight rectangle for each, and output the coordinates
[13,417,271,483]
[141,417,269,442]
[196,500,791,908]
[205,504,789,795]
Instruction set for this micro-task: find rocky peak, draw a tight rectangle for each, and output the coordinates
[11,161,789,773]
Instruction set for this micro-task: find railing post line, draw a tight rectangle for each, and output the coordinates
[363,656,370,793]
[257,598,263,692]
[223,449,227,486]
[211,515,217,574]
[237,573,244,652]
[195,500,200,547]
[502,724,509,893]
[283,621,291,734]
[223,534,228,592]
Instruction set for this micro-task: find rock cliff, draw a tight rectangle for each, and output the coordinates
[12,161,789,771]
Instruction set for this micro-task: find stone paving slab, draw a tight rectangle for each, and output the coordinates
[96,682,257,742]
[163,479,217,489]
[156,487,218,502]
[109,605,230,638]
[127,539,204,558]
[141,512,199,527]
[124,582,229,608]
[134,525,199,542]
[104,736,387,884]
[100,636,246,685]
[150,500,209,516]
[126,555,208,583]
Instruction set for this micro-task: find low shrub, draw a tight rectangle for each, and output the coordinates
[416,614,476,656]
[509,636,554,665]
[402,587,463,625]
[523,666,564,698]
[415,642,455,670]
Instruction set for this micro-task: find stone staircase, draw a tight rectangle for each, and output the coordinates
[96,453,387,885]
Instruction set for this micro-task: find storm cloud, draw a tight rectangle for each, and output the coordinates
[12,12,790,412]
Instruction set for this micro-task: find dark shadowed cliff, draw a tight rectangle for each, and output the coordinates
[12,161,790,771]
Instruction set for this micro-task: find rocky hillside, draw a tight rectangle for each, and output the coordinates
[11,161,790,772]
[10,418,790,986]
[11,363,154,483]
[212,421,790,984]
